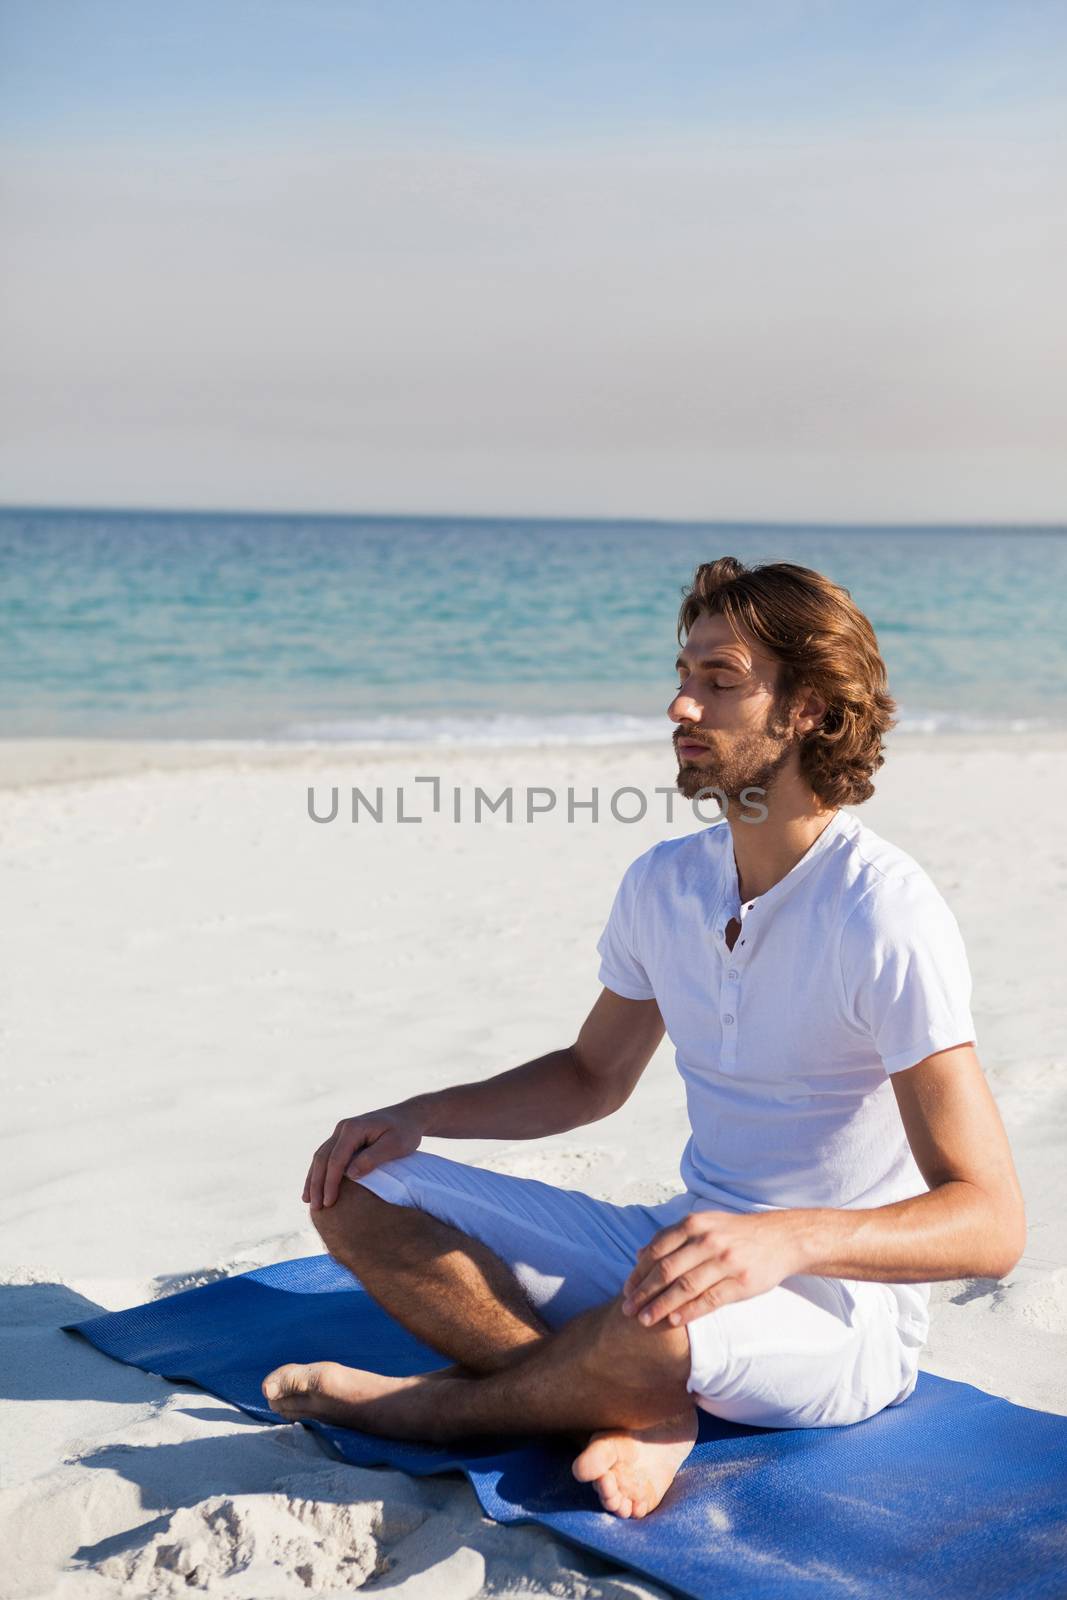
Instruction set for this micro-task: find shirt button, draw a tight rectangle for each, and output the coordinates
[723,1013,735,1025]
[727,969,739,980]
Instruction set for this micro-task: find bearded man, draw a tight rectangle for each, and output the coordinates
[263,557,1025,1520]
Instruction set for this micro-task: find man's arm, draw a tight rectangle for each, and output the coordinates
[410,987,666,1141]
[305,987,665,1209]
[622,1043,1027,1328]
[789,1043,1027,1282]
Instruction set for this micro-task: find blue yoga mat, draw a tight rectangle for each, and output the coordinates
[64,1253,1067,1600]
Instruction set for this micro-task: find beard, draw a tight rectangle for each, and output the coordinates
[674,700,796,803]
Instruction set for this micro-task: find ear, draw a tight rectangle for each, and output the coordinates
[792,685,829,735]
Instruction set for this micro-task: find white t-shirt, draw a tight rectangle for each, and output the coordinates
[596,808,977,1333]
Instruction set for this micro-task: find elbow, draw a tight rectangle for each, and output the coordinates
[996,1231,1026,1281]
[568,1046,631,1123]
[951,1180,1026,1279]
[988,1202,1027,1280]
[583,1080,631,1122]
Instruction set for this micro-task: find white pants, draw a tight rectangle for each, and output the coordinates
[354,1152,923,1430]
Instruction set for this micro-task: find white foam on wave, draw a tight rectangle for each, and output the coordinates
[278,712,668,747]
[276,707,1055,747]
[894,708,1051,735]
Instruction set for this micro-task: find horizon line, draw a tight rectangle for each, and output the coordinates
[2,502,1065,533]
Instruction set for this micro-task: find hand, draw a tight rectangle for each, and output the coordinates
[303,1106,424,1211]
[621,1208,807,1328]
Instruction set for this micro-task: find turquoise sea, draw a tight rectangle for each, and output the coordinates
[2,507,1065,742]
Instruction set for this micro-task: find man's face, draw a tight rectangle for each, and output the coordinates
[669,610,798,802]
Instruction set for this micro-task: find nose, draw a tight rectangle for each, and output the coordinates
[668,685,704,725]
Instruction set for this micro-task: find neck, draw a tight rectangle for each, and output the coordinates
[727,775,838,902]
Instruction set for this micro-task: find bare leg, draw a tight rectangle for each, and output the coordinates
[312,1176,551,1374]
[263,1290,699,1518]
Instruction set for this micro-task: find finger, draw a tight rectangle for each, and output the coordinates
[622,1244,685,1309]
[622,1218,709,1294]
[321,1133,372,1208]
[623,1242,676,1298]
[623,1240,724,1318]
[634,1259,729,1325]
[301,1155,319,1204]
[665,1273,751,1328]
[344,1135,397,1183]
[307,1147,335,1212]
[309,1132,353,1210]
[624,1236,725,1313]
[623,1248,653,1297]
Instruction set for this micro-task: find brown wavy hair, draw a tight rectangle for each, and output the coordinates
[677,557,897,806]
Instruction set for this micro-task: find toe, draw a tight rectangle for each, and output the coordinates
[572,1435,618,1482]
[262,1362,307,1406]
[597,1470,622,1511]
[261,1367,286,1401]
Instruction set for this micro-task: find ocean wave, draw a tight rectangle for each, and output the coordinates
[278,712,668,746]
[893,708,1052,735]
[277,708,1055,746]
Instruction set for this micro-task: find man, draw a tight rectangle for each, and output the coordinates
[263,557,1025,1521]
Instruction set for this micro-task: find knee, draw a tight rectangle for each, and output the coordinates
[587,1294,692,1395]
[311,1175,392,1255]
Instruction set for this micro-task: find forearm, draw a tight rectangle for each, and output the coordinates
[788,1180,1026,1284]
[400,1046,618,1142]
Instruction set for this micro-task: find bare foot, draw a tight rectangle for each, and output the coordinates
[571,1407,699,1518]
[261,1360,418,1430]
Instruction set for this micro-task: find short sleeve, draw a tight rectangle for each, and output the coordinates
[596,848,657,1001]
[839,875,977,1075]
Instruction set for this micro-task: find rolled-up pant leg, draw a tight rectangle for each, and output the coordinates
[350,1150,667,1329]
[351,1151,919,1429]
[685,1272,919,1429]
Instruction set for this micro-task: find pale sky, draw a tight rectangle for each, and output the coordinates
[1,1,1065,521]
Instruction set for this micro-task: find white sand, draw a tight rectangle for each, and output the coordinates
[2,734,1065,1598]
